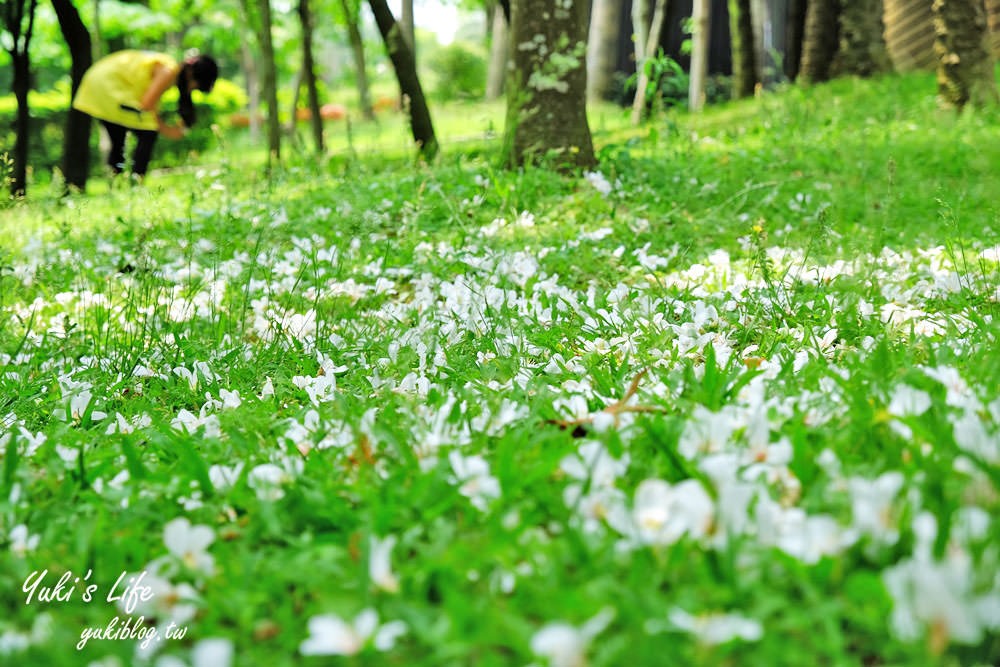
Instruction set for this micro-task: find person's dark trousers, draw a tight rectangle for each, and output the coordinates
[100,121,159,176]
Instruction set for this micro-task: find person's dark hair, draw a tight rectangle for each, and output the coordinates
[176,55,218,128]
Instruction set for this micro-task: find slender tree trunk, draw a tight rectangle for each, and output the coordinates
[785,0,808,81]
[729,0,758,97]
[933,0,999,109]
[11,53,31,197]
[240,43,262,140]
[4,0,38,197]
[504,0,594,169]
[368,0,438,160]
[92,0,102,60]
[835,0,890,77]
[255,0,282,165]
[52,0,93,192]
[587,0,622,101]
[689,0,712,111]
[400,0,415,54]
[631,0,668,124]
[486,3,508,100]
[799,0,841,84]
[632,0,653,65]
[298,0,324,152]
[341,0,375,120]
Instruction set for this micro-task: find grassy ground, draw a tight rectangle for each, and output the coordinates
[0,70,998,666]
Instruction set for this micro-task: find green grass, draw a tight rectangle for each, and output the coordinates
[0,70,999,666]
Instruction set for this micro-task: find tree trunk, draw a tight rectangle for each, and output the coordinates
[587,0,622,101]
[368,0,438,160]
[255,0,282,165]
[341,0,375,120]
[52,0,92,192]
[632,0,653,65]
[504,0,594,169]
[92,0,103,60]
[4,0,38,197]
[729,0,758,97]
[835,0,890,77]
[240,42,262,141]
[785,0,808,81]
[486,3,508,100]
[932,0,999,109]
[11,53,31,197]
[631,0,668,124]
[400,0,415,55]
[689,0,712,111]
[799,0,841,84]
[298,0,324,152]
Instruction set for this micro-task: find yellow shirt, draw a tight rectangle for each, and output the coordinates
[73,51,178,130]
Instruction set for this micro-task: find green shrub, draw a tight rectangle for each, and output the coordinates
[430,43,487,102]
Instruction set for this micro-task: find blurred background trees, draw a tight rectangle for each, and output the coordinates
[3,0,1000,195]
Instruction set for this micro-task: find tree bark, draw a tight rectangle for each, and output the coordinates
[255,0,282,165]
[504,0,594,169]
[932,0,999,109]
[52,0,92,192]
[486,3,508,100]
[4,0,38,197]
[298,0,324,152]
[799,0,841,84]
[340,0,375,120]
[632,0,653,66]
[400,0,415,55]
[785,0,808,81]
[689,0,712,111]
[368,0,438,160]
[587,0,622,101]
[835,0,890,77]
[729,0,758,97]
[631,0,668,124]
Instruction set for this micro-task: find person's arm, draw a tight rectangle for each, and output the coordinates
[140,62,186,140]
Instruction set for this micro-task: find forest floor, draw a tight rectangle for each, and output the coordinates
[0,70,998,666]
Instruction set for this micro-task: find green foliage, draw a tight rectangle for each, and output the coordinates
[0,70,999,667]
[429,42,487,102]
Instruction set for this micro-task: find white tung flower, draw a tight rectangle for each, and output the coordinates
[369,535,400,593]
[449,451,501,511]
[299,609,406,656]
[530,608,615,667]
[607,479,714,548]
[665,608,763,645]
[163,517,215,575]
[9,524,40,556]
[847,471,905,545]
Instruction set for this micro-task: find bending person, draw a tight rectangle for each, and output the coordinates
[73,50,218,179]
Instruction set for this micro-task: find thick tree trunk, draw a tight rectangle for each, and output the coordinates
[835,0,890,77]
[486,3,508,101]
[52,0,92,192]
[799,0,841,83]
[298,0,324,152]
[504,0,594,169]
[785,0,808,81]
[932,0,999,109]
[340,0,374,120]
[689,0,712,111]
[729,0,758,97]
[255,0,282,164]
[587,0,622,101]
[631,0,668,124]
[368,0,438,160]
